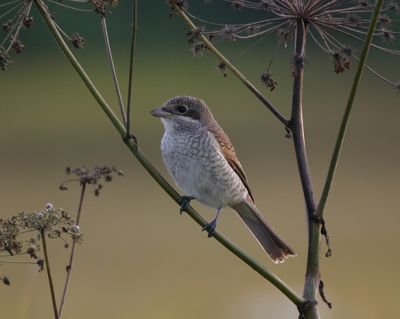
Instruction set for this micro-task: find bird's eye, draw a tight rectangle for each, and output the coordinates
[177,105,188,114]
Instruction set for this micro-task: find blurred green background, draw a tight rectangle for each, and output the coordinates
[1,1,400,318]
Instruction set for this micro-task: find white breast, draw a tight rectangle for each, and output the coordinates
[160,118,246,210]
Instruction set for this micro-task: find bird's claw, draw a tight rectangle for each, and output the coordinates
[202,219,218,238]
[178,196,193,214]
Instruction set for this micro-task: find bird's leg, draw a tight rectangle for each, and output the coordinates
[178,196,194,214]
[202,207,222,238]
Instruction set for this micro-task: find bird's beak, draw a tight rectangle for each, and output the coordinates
[150,107,171,118]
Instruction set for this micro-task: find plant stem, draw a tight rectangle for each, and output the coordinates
[0,259,38,264]
[101,16,127,128]
[58,182,87,318]
[288,20,320,319]
[126,0,138,138]
[41,230,59,319]
[34,0,303,304]
[315,0,384,218]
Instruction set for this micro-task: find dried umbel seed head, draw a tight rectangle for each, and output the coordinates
[2,20,13,33]
[37,259,45,272]
[191,42,206,57]
[22,16,34,29]
[1,276,10,286]
[259,71,277,91]
[216,61,227,78]
[0,51,10,71]
[330,51,351,74]
[166,0,400,92]
[60,166,123,196]
[187,26,205,44]
[27,247,38,259]
[68,33,87,49]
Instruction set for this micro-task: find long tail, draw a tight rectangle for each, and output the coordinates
[230,196,296,263]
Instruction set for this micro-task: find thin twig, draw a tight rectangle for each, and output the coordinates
[41,230,59,319]
[126,0,138,139]
[0,259,38,264]
[101,17,127,128]
[58,182,87,318]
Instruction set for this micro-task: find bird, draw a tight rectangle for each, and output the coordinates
[150,96,296,263]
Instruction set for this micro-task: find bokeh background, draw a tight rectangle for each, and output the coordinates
[1,1,399,318]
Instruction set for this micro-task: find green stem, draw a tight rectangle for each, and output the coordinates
[41,230,59,319]
[315,0,384,218]
[34,0,303,305]
[170,4,288,127]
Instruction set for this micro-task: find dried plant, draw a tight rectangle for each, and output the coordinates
[166,0,397,318]
[1,1,397,318]
[0,165,122,319]
[0,0,121,70]
[168,0,400,90]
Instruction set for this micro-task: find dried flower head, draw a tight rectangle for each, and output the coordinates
[382,28,395,44]
[231,0,244,11]
[0,49,10,71]
[0,0,120,70]
[68,33,87,49]
[60,166,123,196]
[12,40,24,54]
[1,276,10,286]
[378,14,392,28]
[187,25,206,44]
[387,1,399,13]
[259,71,277,91]
[37,259,45,272]
[220,25,236,42]
[276,28,293,48]
[191,41,206,57]
[169,0,400,91]
[216,60,227,77]
[331,51,351,74]
[168,0,189,18]
[0,203,84,273]
[22,15,34,29]
[2,20,13,34]
[259,0,272,12]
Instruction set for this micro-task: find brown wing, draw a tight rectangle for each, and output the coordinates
[211,127,255,203]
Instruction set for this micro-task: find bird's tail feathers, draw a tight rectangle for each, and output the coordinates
[231,198,296,263]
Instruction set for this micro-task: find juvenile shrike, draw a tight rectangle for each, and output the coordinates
[151,96,296,263]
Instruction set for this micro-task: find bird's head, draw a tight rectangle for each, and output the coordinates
[150,96,216,131]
